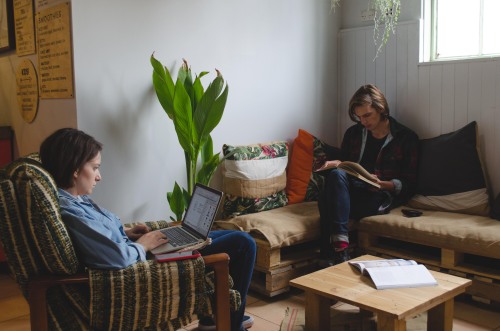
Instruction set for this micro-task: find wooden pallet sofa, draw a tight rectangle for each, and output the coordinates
[216,122,500,304]
[358,121,500,305]
[358,206,500,305]
[215,130,340,296]
[217,201,321,296]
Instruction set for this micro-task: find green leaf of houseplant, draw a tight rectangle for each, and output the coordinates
[196,153,222,185]
[197,147,237,185]
[151,54,175,119]
[179,60,197,114]
[192,72,209,111]
[201,135,214,165]
[172,78,195,160]
[194,76,228,144]
[167,182,186,221]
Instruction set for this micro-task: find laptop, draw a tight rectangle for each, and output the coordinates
[151,183,223,255]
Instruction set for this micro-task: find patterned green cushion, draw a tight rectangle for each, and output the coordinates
[221,141,289,218]
[4,154,81,274]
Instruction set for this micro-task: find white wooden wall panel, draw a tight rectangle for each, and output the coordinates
[355,30,367,87]
[385,36,398,119]
[441,64,455,134]
[428,65,442,137]
[396,24,408,123]
[407,23,419,128]
[468,62,482,124]
[374,50,386,96]
[454,64,468,129]
[338,21,500,197]
[494,61,500,193]
[481,61,497,191]
[365,35,376,85]
[418,65,431,137]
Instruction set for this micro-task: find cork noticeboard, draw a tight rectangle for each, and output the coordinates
[16,59,39,123]
[36,2,73,99]
[0,0,16,53]
[14,0,36,56]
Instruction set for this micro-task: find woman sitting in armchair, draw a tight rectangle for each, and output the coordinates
[40,127,256,331]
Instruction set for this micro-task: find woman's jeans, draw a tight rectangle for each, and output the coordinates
[203,230,256,331]
[318,169,390,258]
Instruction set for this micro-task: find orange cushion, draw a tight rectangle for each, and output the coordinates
[286,129,314,204]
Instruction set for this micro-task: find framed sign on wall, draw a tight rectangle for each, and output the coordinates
[0,0,16,53]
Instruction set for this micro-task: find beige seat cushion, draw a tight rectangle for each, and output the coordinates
[359,206,500,258]
[216,201,320,248]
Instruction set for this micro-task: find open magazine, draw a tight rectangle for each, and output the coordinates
[349,259,438,290]
[314,161,380,188]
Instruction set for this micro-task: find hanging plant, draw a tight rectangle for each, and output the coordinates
[331,0,401,58]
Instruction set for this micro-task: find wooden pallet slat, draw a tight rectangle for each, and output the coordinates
[251,239,321,296]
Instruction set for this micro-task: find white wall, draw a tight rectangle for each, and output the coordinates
[339,0,500,197]
[70,0,339,221]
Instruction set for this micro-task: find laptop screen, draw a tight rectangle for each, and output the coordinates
[183,184,223,237]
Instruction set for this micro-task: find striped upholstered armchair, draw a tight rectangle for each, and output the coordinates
[0,154,240,331]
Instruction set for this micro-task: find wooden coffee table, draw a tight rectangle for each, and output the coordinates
[290,255,471,331]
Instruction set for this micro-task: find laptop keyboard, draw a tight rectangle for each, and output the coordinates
[161,227,196,247]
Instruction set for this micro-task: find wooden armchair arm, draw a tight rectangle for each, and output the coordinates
[26,253,232,331]
[28,273,89,331]
[202,253,231,331]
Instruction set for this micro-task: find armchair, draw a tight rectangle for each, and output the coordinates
[0,154,239,331]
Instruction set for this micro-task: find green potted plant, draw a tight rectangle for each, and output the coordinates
[151,55,231,221]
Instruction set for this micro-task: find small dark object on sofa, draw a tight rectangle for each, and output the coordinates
[402,209,422,218]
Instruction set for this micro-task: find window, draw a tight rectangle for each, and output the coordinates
[423,0,500,61]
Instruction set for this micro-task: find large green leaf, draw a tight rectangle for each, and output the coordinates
[179,62,197,114]
[194,78,228,142]
[201,135,214,165]
[177,60,190,84]
[151,54,175,119]
[167,182,186,221]
[196,153,221,185]
[193,72,209,106]
[172,79,195,159]
[197,147,237,185]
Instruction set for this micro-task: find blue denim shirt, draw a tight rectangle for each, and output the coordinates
[58,188,146,269]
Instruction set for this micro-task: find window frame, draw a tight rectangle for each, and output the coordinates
[421,0,500,63]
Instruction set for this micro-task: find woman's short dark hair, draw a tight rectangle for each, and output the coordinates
[348,84,390,123]
[40,128,103,189]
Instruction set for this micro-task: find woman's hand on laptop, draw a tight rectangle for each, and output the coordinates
[125,224,150,240]
[136,230,169,251]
